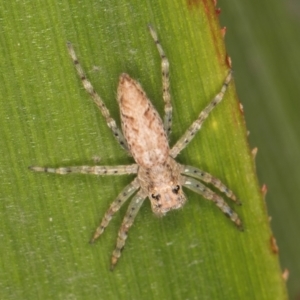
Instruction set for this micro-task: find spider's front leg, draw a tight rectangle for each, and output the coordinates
[183,176,243,230]
[182,165,241,205]
[90,177,140,243]
[110,190,146,270]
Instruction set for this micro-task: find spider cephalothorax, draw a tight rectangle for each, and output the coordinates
[138,157,186,216]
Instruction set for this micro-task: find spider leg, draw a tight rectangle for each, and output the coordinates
[181,165,241,205]
[67,42,129,153]
[170,70,233,158]
[110,190,146,270]
[148,25,172,138]
[183,176,243,230]
[29,164,138,175]
[90,177,140,243]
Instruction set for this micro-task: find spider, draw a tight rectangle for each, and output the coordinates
[30,25,243,270]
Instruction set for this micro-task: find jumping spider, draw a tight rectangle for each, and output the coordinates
[30,25,242,270]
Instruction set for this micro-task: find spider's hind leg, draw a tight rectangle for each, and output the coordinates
[170,70,233,158]
[148,25,172,138]
[67,42,129,153]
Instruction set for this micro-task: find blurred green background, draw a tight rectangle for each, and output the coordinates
[219,0,300,298]
[0,0,297,298]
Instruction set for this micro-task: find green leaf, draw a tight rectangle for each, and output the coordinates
[219,1,300,298]
[0,1,287,299]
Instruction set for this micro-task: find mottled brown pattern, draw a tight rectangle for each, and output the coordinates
[118,74,169,168]
[30,26,242,270]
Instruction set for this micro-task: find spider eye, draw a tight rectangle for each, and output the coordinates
[151,194,161,201]
[172,185,180,194]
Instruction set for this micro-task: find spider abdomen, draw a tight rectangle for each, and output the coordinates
[118,73,169,168]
